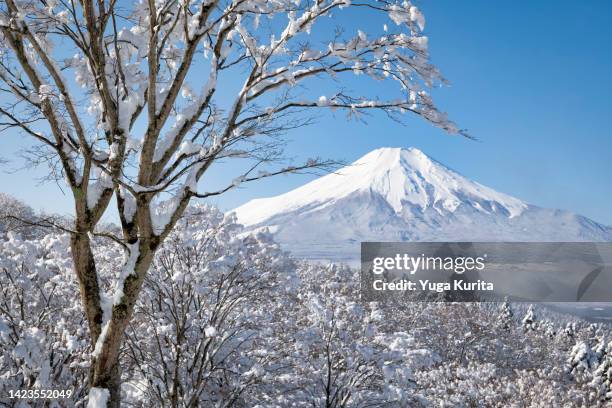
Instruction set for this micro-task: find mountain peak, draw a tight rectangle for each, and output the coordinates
[234,146,528,227]
[354,147,448,181]
[356,146,427,166]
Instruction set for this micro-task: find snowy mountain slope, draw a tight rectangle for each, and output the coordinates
[232,147,612,261]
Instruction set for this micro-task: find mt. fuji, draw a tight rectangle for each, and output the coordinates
[232,147,612,261]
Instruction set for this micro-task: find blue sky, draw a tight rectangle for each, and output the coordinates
[1,0,611,225]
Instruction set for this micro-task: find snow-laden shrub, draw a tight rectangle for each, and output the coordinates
[122,205,300,406]
[0,232,90,403]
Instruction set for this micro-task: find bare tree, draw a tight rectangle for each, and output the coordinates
[0,0,464,405]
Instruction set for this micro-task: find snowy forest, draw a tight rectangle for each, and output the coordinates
[1,194,612,407]
[0,0,611,406]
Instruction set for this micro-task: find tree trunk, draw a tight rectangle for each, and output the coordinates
[90,364,122,408]
[70,232,104,348]
[71,231,121,405]
[87,244,156,407]
[90,326,125,407]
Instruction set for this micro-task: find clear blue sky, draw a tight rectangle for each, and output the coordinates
[1,0,611,225]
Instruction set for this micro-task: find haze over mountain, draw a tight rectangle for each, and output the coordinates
[233,147,612,261]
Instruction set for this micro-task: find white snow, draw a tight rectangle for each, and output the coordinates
[87,387,110,408]
[176,140,200,157]
[38,84,54,100]
[112,242,140,305]
[87,165,114,210]
[119,187,137,222]
[409,6,425,31]
[92,315,110,359]
[234,147,527,226]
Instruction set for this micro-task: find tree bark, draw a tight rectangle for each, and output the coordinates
[87,242,156,407]
[70,232,104,348]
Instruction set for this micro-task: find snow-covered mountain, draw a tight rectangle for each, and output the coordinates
[232,147,612,261]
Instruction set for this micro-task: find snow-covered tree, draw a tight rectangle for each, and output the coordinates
[270,263,437,407]
[0,1,464,404]
[592,341,612,401]
[522,304,537,332]
[568,341,600,376]
[0,232,90,403]
[497,298,514,330]
[0,193,75,240]
[0,193,36,237]
[122,205,299,406]
[563,322,579,339]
